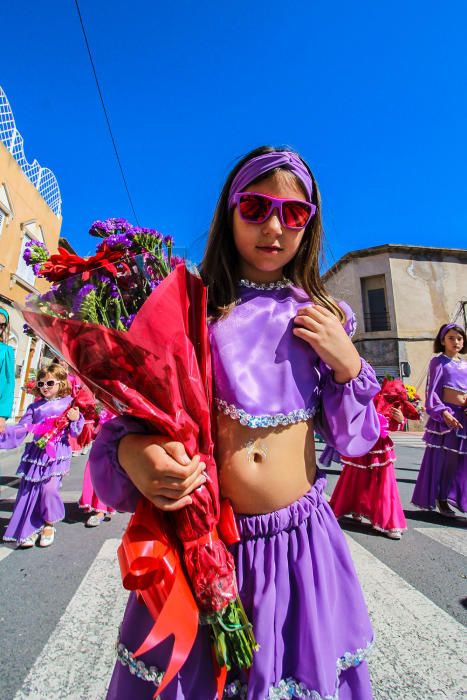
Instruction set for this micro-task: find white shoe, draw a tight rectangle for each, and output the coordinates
[39,526,56,547]
[386,530,402,540]
[20,533,39,548]
[86,513,106,527]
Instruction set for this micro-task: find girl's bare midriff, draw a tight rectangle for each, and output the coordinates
[216,412,317,514]
[443,387,467,407]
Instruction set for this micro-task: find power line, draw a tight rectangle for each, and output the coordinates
[73,0,140,225]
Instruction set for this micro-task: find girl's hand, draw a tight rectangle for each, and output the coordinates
[118,434,207,512]
[293,305,361,383]
[389,407,404,424]
[443,410,462,430]
[67,407,80,421]
[0,417,6,434]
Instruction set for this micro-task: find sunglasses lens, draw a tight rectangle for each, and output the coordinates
[282,201,312,228]
[47,380,56,387]
[238,194,271,223]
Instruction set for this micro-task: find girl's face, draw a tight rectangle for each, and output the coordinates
[442,330,465,356]
[232,173,308,283]
[38,374,61,399]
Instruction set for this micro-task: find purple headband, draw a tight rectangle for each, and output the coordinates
[440,323,464,340]
[228,151,313,209]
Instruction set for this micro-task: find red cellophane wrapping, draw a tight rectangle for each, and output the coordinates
[374,378,421,421]
[22,265,255,697]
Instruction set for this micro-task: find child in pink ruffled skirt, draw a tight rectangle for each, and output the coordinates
[328,379,420,540]
[79,408,115,526]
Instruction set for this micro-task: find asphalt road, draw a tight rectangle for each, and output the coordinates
[0,437,465,700]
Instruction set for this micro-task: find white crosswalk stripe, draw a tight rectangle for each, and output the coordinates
[414,526,467,558]
[13,539,127,700]
[346,535,467,700]
[391,433,424,448]
[9,529,467,700]
[0,544,14,562]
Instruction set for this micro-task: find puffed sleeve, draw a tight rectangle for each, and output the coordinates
[89,415,145,513]
[0,345,15,419]
[0,403,34,449]
[69,413,85,437]
[314,301,381,456]
[425,355,452,422]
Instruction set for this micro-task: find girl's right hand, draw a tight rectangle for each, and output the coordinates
[442,410,462,430]
[118,434,207,511]
[0,417,5,434]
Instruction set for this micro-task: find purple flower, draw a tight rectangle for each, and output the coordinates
[121,314,136,330]
[163,235,173,247]
[72,284,96,314]
[96,233,132,252]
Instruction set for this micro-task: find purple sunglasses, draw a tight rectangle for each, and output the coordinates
[230,192,316,230]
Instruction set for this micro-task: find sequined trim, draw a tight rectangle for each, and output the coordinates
[116,643,164,686]
[17,470,69,483]
[238,278,292,290]
[341,457,396,469]
[215,399,316,428]
[425,444,467,455]
[425,427,453,436]
[115,639,374,699]
[443,385,467,391]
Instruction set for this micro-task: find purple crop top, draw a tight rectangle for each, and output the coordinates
[425,354,467,421]
[209,279,357,428]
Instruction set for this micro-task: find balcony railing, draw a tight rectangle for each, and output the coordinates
[364,312,391,332]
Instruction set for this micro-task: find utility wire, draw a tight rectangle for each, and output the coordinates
[74,0,140,225]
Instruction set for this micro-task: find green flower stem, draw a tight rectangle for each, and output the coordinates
[205,596,259,671]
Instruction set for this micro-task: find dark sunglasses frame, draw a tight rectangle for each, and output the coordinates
[231,192,316,230]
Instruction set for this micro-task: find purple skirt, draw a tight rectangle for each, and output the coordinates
[412,404,467,512]
[108,475,374,699]
[3,441,72,544]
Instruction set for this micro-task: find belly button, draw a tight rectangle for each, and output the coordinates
[246,439,268,464]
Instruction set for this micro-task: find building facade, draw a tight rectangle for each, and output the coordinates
[323,244,467,428]
[0,86,62,417]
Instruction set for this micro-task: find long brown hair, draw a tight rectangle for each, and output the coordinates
[200,145,345,322]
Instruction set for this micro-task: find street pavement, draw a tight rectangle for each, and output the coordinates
[0,436,466,700]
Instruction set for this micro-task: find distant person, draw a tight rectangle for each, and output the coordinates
[0,308,15,432]
[79,408,115,526]
[328,379,421,539]
[0,363,83,548]
[412,323,467,516]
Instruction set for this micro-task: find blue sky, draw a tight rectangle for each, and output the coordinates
[2,1,466,268]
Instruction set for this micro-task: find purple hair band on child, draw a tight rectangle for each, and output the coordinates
[228,151,313,210]
[440,323,464,340]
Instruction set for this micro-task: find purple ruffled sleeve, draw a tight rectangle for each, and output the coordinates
[89,415,145,513]
[0,405,34,449]
[314,301,380,456]
[69,414,85,437]
[315,359,381,456]
[425,356,452,422]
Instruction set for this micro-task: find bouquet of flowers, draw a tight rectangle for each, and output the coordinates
[404,384,425,415]
[21,218,257,697]
[374,378,421,421]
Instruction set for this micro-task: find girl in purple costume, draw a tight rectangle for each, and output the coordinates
[90,147,381,699]
[412,323,467,515]
[1,363,84,547]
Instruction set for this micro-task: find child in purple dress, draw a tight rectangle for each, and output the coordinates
[90,146,381,699]
[412,323,467,516]
[1,363,84,548]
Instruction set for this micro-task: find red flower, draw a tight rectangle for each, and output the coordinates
[40,246,129,282]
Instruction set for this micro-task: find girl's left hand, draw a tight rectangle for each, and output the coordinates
[67,407,80,421]
[293,305,361,383]
[389,407,404,423]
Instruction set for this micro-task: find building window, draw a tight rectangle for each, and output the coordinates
[361,274,390,331]
[16,233,36,285]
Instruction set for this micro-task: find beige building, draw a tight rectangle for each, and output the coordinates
[323,244,467,427]
[0,86,62,417]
